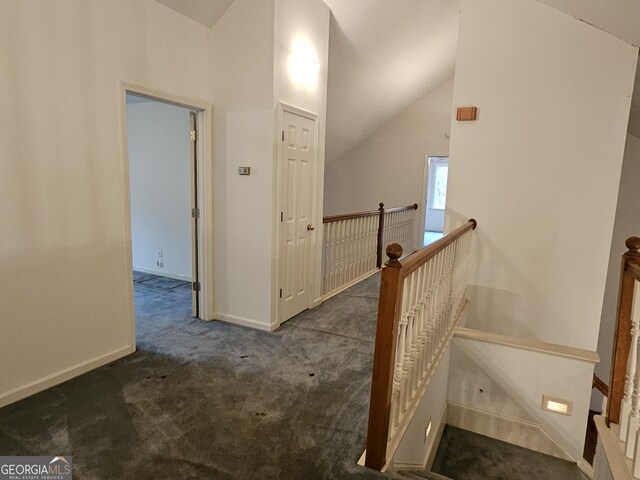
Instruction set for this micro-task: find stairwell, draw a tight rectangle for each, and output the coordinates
[393,426,588,480]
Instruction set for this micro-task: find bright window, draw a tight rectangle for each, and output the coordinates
[431,164,448,210]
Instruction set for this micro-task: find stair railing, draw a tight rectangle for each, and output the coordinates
[365,219,477,471]
[605,237,640,476]
[322,203,418,299]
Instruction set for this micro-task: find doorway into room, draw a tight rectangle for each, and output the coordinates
[125,92,200,337]
[423,156,449,246]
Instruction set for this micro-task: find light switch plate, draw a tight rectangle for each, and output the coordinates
[238,166,251,175]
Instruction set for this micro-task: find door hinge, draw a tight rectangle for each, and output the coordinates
[281,130,284,141]
[190,129,198,141]
[279,288,282,298]
[191,208,200,218]
[280,212,284,222]
[192,281,201,292]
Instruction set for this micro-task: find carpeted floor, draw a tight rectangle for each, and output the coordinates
[430,426,589,480]
[0,273,592,480]
[0,273,392,480]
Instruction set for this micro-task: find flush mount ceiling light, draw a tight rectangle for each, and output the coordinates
[541,395,573,416]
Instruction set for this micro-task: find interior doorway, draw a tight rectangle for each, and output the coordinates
[278,104,318,324]
[125,93,200,321]
[423,156,449,246]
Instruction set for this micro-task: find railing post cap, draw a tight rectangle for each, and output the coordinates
[626,237,640,254]
[385,243,403,267]
[379,202,385,210]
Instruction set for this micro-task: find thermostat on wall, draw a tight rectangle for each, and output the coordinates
[238,166,251,175]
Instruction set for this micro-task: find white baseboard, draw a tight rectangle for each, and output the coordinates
[0,345,135,409]
[577,458,594,479]
[447,402,576,462]
[426,403,449,471]
[391,403,449,471]
[133,266,191,282]
[213,312,274,332]
[321,269,379,302]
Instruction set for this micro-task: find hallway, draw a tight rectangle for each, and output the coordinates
[0,275,389,479]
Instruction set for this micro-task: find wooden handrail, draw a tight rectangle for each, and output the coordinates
[607,237,640,426]
[401,219,476,277]
[593,373,609,397]
[365,219,477,470]
[627,258,640,282]
[383,203,419,215]
[322,209,380,223]
[322,202,418,223]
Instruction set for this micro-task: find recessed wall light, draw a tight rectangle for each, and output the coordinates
[542,395,573,416]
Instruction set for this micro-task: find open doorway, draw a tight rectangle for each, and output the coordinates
[125,93,200,333]
[423,156,449,246]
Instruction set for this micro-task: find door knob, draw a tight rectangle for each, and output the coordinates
[307,224,315,231]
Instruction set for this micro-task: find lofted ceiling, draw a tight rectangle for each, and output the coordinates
[535,0,640,47]
[323,0,460,164]
[154,0,234,28]
[534,0,640,138]
[153,0,639,144]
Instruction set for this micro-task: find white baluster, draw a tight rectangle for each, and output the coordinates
[627,336,640,457]
[633,427,640,478]
[621,285,640,441]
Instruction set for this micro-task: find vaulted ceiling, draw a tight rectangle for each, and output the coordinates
[537,0,640,139]
[153,0,640,144]
[154,0,234,28]
[322,0,460,163]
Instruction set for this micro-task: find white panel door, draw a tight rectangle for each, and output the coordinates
[280,110,316,322]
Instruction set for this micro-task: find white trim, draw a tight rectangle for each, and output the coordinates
[321,268,379,301]
[391,402,448,471]
[0,345,135,409]
[273,102,320,326]
[420,154,449,247]
[426,402,448,471]
[213,313,275,332]
[133,266,191,282]
[594,415,634,480]
[454,326,601,364]
[578,458,595,479]
[447,401,576,462]
[117,81,215,330]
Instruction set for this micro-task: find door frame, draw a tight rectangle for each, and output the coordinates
[272,101,321,327]
[117,81,215,347]
[421,154,449,244]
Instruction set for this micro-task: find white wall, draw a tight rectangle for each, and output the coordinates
[595,133,640,388]
[273,0,330,311]
[447,0,638,351]
[127,100,192,281]
[448,337,595,459]
[210,0,276,330]
[210,0,329,329]
[324,78,454,218]
[0,0,213,406]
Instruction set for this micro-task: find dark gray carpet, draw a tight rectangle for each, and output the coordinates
[0,273,588,480]
[430,426,588,480]
[0,274,397,480]
[133,270,191,290]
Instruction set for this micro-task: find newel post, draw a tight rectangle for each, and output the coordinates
[608,237,640,427]
[376,203,386,268]
[365,243,404,470]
